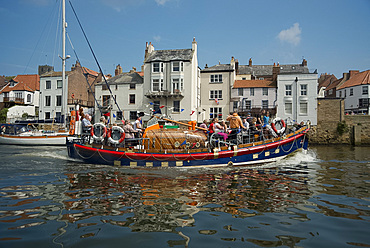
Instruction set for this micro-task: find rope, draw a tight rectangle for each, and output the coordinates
[280,136,297,153]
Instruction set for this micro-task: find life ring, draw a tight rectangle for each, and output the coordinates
[91,123,107,143]
[107,126,125,145]
[69,111,76,135]
[271,118,286,135]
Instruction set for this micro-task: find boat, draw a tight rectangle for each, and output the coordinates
[0,123,69,146]
[66,117,310,167]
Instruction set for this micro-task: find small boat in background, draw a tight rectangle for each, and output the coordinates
[67,117,310,167]
[0,123,69,146]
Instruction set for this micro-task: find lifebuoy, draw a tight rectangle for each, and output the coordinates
[271,118,286,135]
[91,123,107,142]
[107,126,125,145]
[69,110,76,135]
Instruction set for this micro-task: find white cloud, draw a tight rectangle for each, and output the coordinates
[153,35,161,42]
[101,0,145,12]
[155,0,171,5]
[278,23,302,46]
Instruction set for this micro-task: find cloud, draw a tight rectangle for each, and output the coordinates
[153,35,161,42]
[155,0,171,5]
[278,23,302,46]
[101,0,145,12]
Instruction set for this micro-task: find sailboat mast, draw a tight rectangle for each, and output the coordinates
[61,0,66,127]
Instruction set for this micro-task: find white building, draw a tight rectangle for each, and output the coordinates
[276,73,318,125]
[143,38,200,122]
[336,70,370,115]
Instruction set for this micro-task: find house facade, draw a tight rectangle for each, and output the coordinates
[276,73,318,125]
[94,66,144,123]
[200,58,235,122]
[336,70,370,114]
[39,62,99,122]
[143,39,200,122]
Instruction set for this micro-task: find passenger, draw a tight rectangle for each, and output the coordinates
[133,116,142,131]
[226,111,246,130]
[257,109,266,128]
[100,116,107,126]
[82,113,93,130]
[123,120,138,139]
[215,119,228,141]
[208,118,216,135]
[263,111,270,127]
[199,120,208,130]
[242,117,250,130]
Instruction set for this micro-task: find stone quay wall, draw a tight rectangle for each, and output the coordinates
[308,98,370,145]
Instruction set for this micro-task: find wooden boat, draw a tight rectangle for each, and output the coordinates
[66,117,309,167]
[0,123,70,146]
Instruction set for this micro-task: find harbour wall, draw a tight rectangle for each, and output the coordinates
[308,98,370,145]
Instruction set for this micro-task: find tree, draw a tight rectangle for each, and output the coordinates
[0,108,8,123]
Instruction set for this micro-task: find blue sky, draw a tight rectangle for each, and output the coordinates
[0,0,369,78]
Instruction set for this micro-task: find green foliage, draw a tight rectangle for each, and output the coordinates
[337,121,349,136]
[0,108,8,123]
[22,113,29,119]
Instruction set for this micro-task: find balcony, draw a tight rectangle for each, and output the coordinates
[3,97,24,104]
[145,90,184,99]
[67,98,94,107]
[235,105,277,116]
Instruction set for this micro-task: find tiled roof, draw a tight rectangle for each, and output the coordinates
[81,67,99,77]
[338,70,370,89]
[325,78,342,91]
[201,64,234,72]
[145,49,193,63]
[233,79,276,88]
[98,72,143,85]
[318,74,337,89]
[238,64,309,76]
[0,74,40,93]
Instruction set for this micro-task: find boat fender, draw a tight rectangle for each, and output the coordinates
[228,161,233,166]
[267,125,278,138]
[271,118,286,135]
[174,141,180,148]
[91,123,107,142]
[107,126,125,145]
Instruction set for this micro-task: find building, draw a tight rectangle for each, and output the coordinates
[39,61,99,123]
[143,38,200,122]
[336,70,370,114]
[317,73,337,98]
[94,66,144,122]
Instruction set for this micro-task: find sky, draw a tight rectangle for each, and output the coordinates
[0,0,369,79]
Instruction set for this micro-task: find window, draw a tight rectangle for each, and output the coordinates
[262,100,268,109]
[129,94,135,104]
[15,92,22,99]
[238,88,243,96]
[245,100,251,110]
[152,79,164,92]
[210,90,222,100]
[300,102,308,115]
[103,95,110,107]
[27,94,31,102]
[130,111,137,120]
[102,84,108,90]
[363,86,368,95]
[57,80,62,89]
[130,83,135,89]
[339,91,342,98]
[285,102,292,114]
[345,90,346,97]
[172,78,183,93]
[210,107,222,119]
[45,112,51,119]
[263,88,268,96]
[56,95,62,106]
[45,96,51,106]
[250,88,254,96]
[173,100,180,112]
[359,98,369,108]
[152,62,163,72]
[285,85,292,96]
[172,61,183,72]
[350,88,353,96]
[115,84,118,90]
[55,112,61,122]
[233,101,238,110]
[300,84,307,96]
[153,100,160,112]
[210,74,222,83]
[46,80,51,89]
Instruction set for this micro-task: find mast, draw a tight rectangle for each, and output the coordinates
[61,0,68,127]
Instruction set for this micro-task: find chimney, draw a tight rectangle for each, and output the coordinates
[302,59,307,66]
[130,67,137,73]
[205,64,208,68]
[235,59,239,75]
[349,70,359,78]
[272,62,280,82]
[249,58,252,67]
[115,64,122,76]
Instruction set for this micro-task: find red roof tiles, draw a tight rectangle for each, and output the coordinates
[337,70,370,89]
[233,79,276,88]
[0,74,40,93]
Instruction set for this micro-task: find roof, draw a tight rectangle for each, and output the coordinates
[0,74,40,93]
[145,49,193,63]
[201,64,234,72]
[81,67,99,77]
[238,64,309,76]
[337,70,370,89]
[98,71,143,85]
[318,74,337,89]
[233,79,276,88]
[325,78,342,91]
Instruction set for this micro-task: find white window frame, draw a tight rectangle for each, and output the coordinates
[238,88,243,96]
[250,88,254,96]
[45,95,51,106]
[210,107,222,119]
[262,100,268,109]
[46,80,51,89]
[300,84,307,96]
[172,61,183,72]
[285,102,292,114]
[152,79,164,92]
[57,80,63,89]
[263,88,268,96]
[350,88,353,96]
[152,62,163,73]
[172,78,183,93]
[210,74,223,83]
[56,95,62,106]
[300,101,308,115]
[285,85,292,96]
[362,86,368,95]
[209,90,222,100]
[173,100,180,112]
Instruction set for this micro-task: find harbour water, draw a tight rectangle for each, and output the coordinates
[0,145,369,248]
